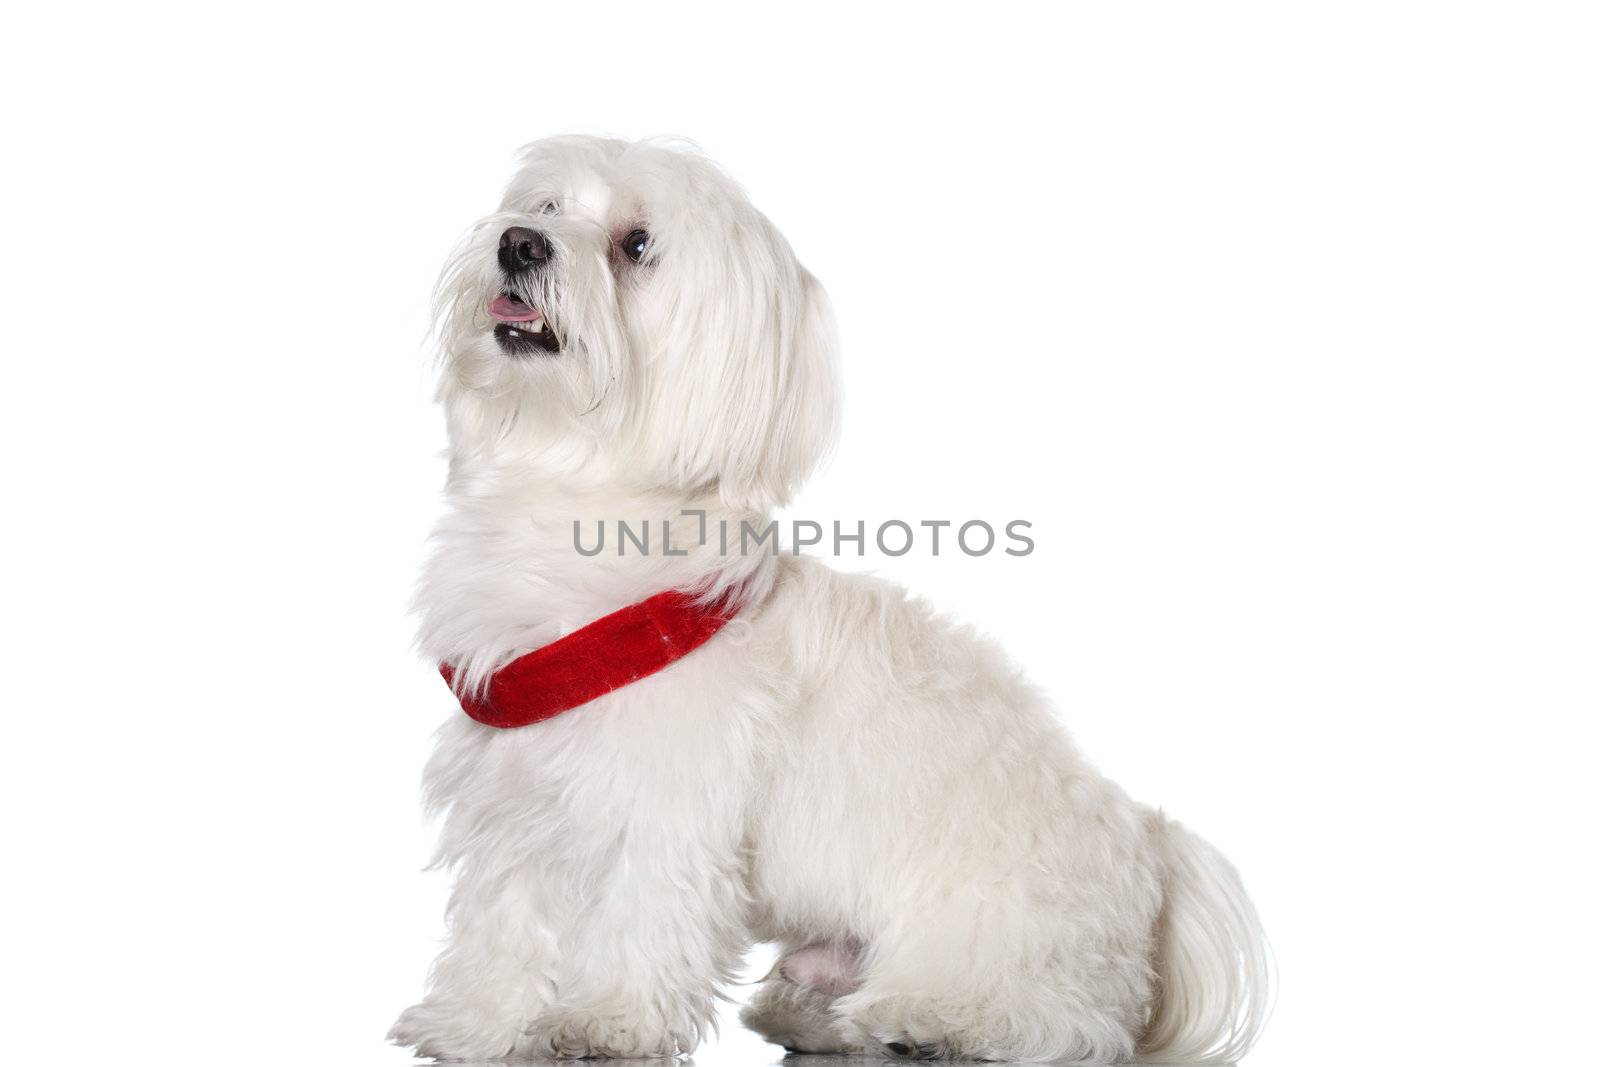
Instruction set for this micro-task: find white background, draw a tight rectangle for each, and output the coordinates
[3,3,1596,1065]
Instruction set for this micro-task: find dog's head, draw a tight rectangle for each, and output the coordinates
[436,136,838,510]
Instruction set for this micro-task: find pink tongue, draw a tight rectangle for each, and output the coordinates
[489,295,542,323]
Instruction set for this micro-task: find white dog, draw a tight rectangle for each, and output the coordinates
[389,136,1269,1063]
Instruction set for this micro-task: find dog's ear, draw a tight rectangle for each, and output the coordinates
[714,267,839,509]
[644,239,839,510]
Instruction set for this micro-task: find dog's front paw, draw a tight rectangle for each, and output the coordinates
[521,1008,687,1059]
[388,998,521,1062]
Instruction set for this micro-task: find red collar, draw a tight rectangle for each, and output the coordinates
[439,590,739,729]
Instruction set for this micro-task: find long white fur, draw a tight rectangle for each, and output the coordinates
[389,136,1269,1063]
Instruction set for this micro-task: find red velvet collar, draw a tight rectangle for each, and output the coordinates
[439,590,739,729]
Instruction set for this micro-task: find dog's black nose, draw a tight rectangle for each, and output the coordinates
[498,226,550,274]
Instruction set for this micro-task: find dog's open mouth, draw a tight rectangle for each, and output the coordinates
[489,293,560,355]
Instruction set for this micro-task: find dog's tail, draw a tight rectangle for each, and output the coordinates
[1138,814,1272,1063]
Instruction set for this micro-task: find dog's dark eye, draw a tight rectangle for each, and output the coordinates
[622,229,649,263]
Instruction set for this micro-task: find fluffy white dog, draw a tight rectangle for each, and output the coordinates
[390,136,1269,1063]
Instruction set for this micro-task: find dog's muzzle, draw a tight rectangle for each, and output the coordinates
[490,226,560,355]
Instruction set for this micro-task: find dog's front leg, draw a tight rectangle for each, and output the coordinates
[517,800,750,1059]
[389,855,568,1060]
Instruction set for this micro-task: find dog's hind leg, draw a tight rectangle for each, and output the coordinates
[828,886,1154,1062]
[741,974,862,1055]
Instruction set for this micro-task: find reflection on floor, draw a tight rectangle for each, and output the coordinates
[412,1059,1229,1067]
